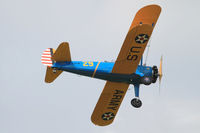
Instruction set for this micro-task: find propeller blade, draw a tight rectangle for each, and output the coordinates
[158,55,163,93]
[159,77,161,94]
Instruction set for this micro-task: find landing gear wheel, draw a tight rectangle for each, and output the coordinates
[131,98,142,108]
[53,68,57,73]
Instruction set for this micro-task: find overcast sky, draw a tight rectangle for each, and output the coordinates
[1,0,200,133]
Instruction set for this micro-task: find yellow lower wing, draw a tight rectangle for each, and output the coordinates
[91,81,129,126]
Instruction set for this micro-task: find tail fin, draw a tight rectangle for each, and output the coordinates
[41,42,71,83]
[52,42,71,62]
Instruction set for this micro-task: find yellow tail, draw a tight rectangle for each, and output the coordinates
[42,42,71,83]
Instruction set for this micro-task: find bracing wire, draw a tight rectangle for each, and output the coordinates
[144,37,152,66]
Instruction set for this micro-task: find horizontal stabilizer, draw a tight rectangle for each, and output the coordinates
[45,67,63,83]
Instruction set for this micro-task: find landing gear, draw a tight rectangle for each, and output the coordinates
[131,98,142,108]
[53,68,57,73]
[131,84,142,108]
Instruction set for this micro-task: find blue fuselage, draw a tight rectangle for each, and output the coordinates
[52,61,153,85]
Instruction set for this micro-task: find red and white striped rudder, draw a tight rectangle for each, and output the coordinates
[41,48,55,67]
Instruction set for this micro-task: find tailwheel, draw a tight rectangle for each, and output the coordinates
[52,68,57,73]
[131,98,142,108]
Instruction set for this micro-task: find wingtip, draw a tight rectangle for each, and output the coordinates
[141,4,162,11]
[129,4,161,30]
[91,117,114,126]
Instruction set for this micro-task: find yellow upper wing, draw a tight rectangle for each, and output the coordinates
[112,24,153,74]
[91,5,161,126]
[112,5,161,74]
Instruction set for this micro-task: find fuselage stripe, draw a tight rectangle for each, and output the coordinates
[92,61,101,78]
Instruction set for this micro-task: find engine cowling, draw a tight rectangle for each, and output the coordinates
[152,65,158,83]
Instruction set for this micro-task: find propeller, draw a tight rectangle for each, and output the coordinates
[158,55,163,93]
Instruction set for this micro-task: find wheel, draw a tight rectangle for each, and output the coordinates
[53,68,57,73]
[131,98,142,108]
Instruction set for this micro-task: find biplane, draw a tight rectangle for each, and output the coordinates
[41,5,162,126]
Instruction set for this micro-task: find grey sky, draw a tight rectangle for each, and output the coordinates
[1,0,200,133]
